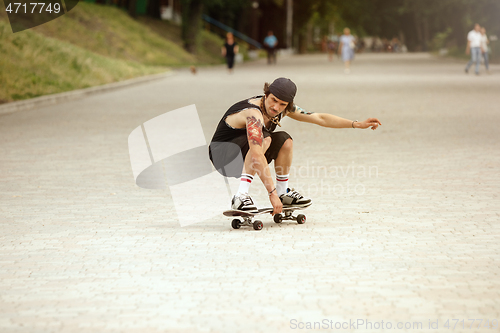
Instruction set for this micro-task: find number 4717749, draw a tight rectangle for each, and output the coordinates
[444,319,498,330]
[5,2,62,14]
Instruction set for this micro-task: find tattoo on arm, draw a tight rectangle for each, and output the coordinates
[246,116,264,146]
[292,104,314,115]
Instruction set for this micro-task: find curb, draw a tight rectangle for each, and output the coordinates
[0,71,174,116]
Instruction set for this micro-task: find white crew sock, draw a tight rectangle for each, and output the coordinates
[276,174,289,196]
[236,174,253,195]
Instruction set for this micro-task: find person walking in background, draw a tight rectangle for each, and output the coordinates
[391,38,401,53]
[263,31,278,65]
[465,24,483,75]
[480,27,490,74]
[222,32,239,74]
[327,35,338,62]
[339,28,355,74]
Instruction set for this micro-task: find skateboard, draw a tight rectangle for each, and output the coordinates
[223,203,311,230]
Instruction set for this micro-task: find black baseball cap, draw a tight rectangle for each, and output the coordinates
[269,77,297,103]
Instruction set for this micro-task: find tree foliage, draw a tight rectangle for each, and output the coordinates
[316,0,500,51]
[133,0,500,53]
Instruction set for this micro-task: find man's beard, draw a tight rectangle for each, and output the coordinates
[261,96,281,127]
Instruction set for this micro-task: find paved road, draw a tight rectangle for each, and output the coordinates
[1,53,499,332]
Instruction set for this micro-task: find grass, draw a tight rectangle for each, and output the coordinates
[29,3,197,67]
[0,3,229,103]
[0,18,166,102]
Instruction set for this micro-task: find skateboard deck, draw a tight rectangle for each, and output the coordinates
[223,207,274,218]
[224,203,311,230]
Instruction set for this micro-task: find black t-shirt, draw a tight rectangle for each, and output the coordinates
[209,96,285,177]
[210,96,283,145]
[224,42,238,57]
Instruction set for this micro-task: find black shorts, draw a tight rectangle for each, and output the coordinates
[209,131,292,178]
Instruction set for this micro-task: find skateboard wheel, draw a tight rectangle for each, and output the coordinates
[296,214,306,224]
[253,220,263,230]
[231,219,241,229]
[273,214,283,223]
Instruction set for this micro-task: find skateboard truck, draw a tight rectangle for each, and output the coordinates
[273,209,306,224]
[231,217,263,230]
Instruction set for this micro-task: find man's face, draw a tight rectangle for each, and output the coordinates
[265,94,288,117]
[475,24,481,32]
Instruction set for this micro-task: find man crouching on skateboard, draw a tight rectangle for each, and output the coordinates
[209,77,381,215]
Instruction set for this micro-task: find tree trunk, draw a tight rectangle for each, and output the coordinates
[422,16,429,51]
[128,0,137,18]
[250,6,259,45]
[147,0,161,19]
[306,22,313,51]
[181,0,204,54]
[298,31,307,54]
[286,0,293,49]
[413,12,423,51]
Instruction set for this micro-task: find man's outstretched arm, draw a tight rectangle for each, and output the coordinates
[287,105,381,130]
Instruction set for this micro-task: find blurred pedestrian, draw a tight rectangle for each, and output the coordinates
[222,32,239,74]
[327,35,337,62]
[263,31,278,65]
[339,28,355,73]
[321,36,327,53]
[373,37,383,52]
[465,24,483,75]
[382,38,390,52]
[481,27,490,74]
[391,38,400,53]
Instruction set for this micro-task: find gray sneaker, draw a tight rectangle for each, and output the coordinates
[279,188,312,207]
[231,193,258,213]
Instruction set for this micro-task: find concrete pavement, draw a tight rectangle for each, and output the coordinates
[1,53,499,332]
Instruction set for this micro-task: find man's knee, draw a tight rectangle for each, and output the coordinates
[263,136,272,151]
[281,138,293,152]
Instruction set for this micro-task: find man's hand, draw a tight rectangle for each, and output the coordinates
[355,118,382,130]
[269,192,283,215]
[466,48,470,55]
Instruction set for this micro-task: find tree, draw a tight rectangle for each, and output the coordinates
[128,0,138,18]
[154,0,500,54]
[180,0,205,54]
[147,0,162,19]
[292,0,322,53]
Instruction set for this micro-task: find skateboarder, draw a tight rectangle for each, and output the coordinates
[209,77,381,215]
